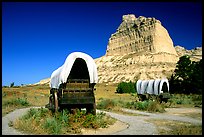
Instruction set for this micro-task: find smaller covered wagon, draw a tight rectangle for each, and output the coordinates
[136,78,171,102]
[47,52,98,114]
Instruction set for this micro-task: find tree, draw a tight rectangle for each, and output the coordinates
[174,55,192,81]
[169,55,202,94]
[10,82,14,87]
[190,59,202,94]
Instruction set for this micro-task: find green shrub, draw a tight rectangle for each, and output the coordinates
[116,81,136,93]
[82,112,110,129]
[146,100,165,112]
[43,117,62,134]
[125,101,135,109]
[4,98,30,107]
[58,109,69,125]
[168,94,202,107]
[124,100,165,113]
[192,94,202,107]
[135,101,149,110]
[96,98,117,110]
[97,97,166,113]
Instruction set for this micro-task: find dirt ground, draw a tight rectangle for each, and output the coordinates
[81,107,202,135]
[81,120,129,135]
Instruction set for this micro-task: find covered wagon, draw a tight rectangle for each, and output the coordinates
[136,78,170,102]
[47,52,98,114]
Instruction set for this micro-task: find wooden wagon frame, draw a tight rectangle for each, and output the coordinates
[46,52,98,115]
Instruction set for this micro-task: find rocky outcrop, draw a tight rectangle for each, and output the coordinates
[95,52,178,83]
[34,78,50,85]
[175,46,202,62]
[106,14,177,56]
[95,45,202,83]
[95,14,202,83]
[37,45,202,85]
[36,14,202,85]
[96,14,180,83]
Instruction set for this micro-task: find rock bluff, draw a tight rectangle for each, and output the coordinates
[106,14,177,56]
[35,14,202,85]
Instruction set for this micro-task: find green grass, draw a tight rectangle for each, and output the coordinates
[12,107,116,135]
[96,98,166,113]
[3,98,30,107]
[167,94,202,108]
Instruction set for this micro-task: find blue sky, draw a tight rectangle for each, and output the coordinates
[2,2,202,86]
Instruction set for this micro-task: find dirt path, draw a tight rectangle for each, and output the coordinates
[2,107,40,135]
[121,108,202,125]
[2,107,202,135]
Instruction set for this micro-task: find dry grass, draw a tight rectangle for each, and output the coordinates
[2,85,50,116]
[182,113,202,120]
[2,83,136,116]
[147,119,202,135]
[94,83,137,103]
[2,83,202,135]
[164,109,202,120]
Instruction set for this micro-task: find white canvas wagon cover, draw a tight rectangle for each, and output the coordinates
[50,52,98,89]
[136,78,169,95]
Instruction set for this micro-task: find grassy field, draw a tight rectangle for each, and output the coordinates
[2,83,202,135]
[94,83,137,104]
[2,84,50,116]
[2,83,202,115]
[2,83,137,116]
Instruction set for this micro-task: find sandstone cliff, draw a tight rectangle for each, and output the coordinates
[34,78,50,85]
[106,14,177,56]
[96,14,180,83]
[95,52,178,83]
[35,14,202,85]
[175,46,202,62]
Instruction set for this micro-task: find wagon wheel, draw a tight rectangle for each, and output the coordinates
[87,103,96,115]
[48,95,53,109]
[92,103,96,115]
[156,95,162,104]
[54,92,58,112]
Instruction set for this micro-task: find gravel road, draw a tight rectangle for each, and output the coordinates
[2,107,202,135]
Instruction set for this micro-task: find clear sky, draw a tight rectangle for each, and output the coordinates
[2,2,202,86]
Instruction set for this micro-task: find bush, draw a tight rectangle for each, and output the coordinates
[134,101,149,110]
[97,97,165,113]
[4,98,30,107]
[96,98,117,110]
[168,94,202,107]
[116,81,136,93]
[43,117,61,134]
[124,100,165,113]
[192,94,202,107]
[146,100,165,112]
